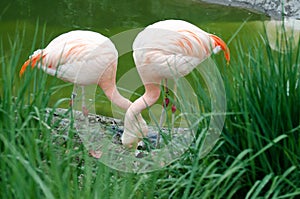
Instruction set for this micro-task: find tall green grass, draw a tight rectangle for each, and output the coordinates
[220,23,300,197]
[0,22,299,199]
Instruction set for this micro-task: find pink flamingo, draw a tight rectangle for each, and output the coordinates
[122,20,230,149]
[20,30,132,158]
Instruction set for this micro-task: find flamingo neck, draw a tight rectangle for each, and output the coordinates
[111,90,132,110]
[121,83,161,148]
[122,108,148,148]
[99,83,132,111]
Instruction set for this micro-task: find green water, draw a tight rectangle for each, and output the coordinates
[0,0,268,118]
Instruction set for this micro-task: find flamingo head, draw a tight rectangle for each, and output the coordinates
[19,49,45,77]
[209,34,230,64]
[122,113,148,149]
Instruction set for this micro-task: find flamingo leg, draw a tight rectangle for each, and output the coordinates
[70,85,78,108]
[156,79,169,148]
[171,83,177,134]
[156,109,165,148]
[81,86,89,117]
[81,86,101,158]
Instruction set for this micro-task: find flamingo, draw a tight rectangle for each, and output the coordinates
[122,20,230,149]
[20,30,132,158]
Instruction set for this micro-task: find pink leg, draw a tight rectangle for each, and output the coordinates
[171,84,177,133]
[157,79,169,148]
[81,86,89,117]
[82,107,89,117]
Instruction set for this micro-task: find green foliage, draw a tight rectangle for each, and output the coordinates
[221,22,300,197]
[0,22,299,199]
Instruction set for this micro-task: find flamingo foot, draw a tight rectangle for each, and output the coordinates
[89,150,102,159]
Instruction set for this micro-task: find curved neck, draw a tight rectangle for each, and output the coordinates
[122,83,161,148]
[127,83,161,116]
[100,84,132,110]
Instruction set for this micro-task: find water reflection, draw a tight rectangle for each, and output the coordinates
[1,0,265,31]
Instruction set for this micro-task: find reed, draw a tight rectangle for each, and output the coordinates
[0,22,299,198]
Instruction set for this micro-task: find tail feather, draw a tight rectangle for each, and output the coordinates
[19,51,45,77]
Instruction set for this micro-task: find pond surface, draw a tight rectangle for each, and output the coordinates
[0,0,268,118]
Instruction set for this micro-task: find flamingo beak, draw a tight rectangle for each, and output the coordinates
[210,34,230,65]
[19,53,44,77]
[19,59,32,77]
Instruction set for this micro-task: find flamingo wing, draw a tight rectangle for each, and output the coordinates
[132,20,230,80]
[20,30,118,85]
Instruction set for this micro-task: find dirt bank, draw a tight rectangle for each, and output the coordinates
[201,0,300,19]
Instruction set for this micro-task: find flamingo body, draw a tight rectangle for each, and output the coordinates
[132,20,229,81]
[20,30,132,111]
[122,20,230,148]
[21,31,116,85]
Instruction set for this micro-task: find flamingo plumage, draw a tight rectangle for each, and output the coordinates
[20,30,132,158]
[122,19,230,148]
